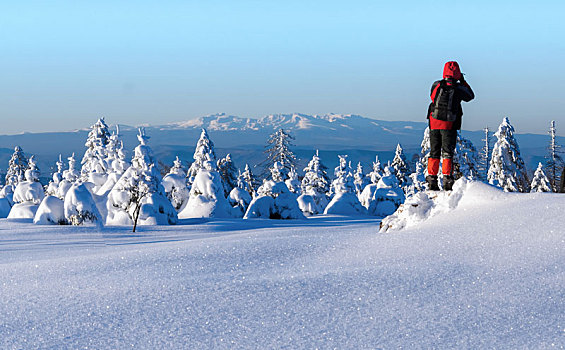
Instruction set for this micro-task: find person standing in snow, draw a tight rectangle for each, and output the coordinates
[426,61,475,191]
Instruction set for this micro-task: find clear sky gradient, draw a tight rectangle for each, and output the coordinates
[1,0,564,135]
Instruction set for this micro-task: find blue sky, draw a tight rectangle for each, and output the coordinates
[1,0,564,135]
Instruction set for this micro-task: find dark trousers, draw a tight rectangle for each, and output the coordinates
[429,129,457,159]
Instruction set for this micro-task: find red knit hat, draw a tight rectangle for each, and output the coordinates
[443,61,462,80]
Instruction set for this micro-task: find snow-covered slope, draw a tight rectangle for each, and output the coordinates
[0,182,563,348]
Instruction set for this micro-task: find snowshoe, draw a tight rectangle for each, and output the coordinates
[425,175,440,191]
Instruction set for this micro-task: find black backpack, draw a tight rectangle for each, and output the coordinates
[431,80,457,122]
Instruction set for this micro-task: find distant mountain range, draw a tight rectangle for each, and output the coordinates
[0,113,558,182]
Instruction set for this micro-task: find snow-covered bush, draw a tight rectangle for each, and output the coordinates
[178,161,233,219]
[244,162,305,219]
[34,196,67,225]
[324,156,367,216]
[359,166,405,217]
[46,155,64,196]
[285,167,302,194]
[64,183,103,226]
[162,156,190,212]
[353,162,369,197]
[405,162,427,197]
[228,175,253,217]
[368,155,383,184]
[488,117,529,192]
[57,153,80,199]
[10,156,45,218]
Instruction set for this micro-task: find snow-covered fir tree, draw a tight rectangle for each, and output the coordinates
[417,128,431,175]
[107,128,177,228]
[353,162,370,196]
[530,162,552,193]
[57,153,80,199]
[545,120,564,191]
[359,166,405,217]
[25,156,40,182]
[297,151,330,215]
[81,118,111,180]
[453,132,480,180]
[244,161,305,219]
[161,156,190,212]
[178,156,233,219]
[8,155,45,219]
[187,128,217,186]
[324,155,367,215]
[478,127,492,181]
[488,117,529,192]
[285,167,302,194]
[217,153,238,197]
[228,172,253,217]
[391,143,410,187]
[5,146,28,187]
[240,164,258,197]
[106,126,128,174]
[367,155,383,184]
[262,128,297,180]
[46,155,64,196]
[405,162,427,196]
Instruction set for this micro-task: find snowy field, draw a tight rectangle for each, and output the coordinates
[1,182,564,349]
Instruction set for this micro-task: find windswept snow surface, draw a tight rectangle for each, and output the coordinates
[1,181,564,348]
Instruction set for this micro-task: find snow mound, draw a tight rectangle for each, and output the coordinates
[380,178,470,232]
[34,196,67,225]
[324,192,367,216]
[64,183,103,226]
[7,202,39,219]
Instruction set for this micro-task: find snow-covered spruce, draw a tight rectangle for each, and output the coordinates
[240,164,259,197]
[285,167,302,194]
[367,155,383,185]
[379,178,470,232]
[324,155,367,216]
[391,143,410,188]
[8,156,45,219]
[416,127,431,176]
[46,155,64,196]
[5,146,28,187]
[478,127,492,181]
[359,165,405,217]
[244,162,305,219]
[545,120,564,191]
[454,132,480,180]
[405,162,427,197]
[161,156,190,212]
[57,153,80,199]
[261,128,297,180]
[298,150,330,215]
[178,160,234,219]
[217,153,239,197]
[228,172,253,217]
[106,128,177,226]
[187,128,217,186]
[80,118,111,184]
[530,163,552,193]
[488,117,529,192]
[353,162,369,197]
